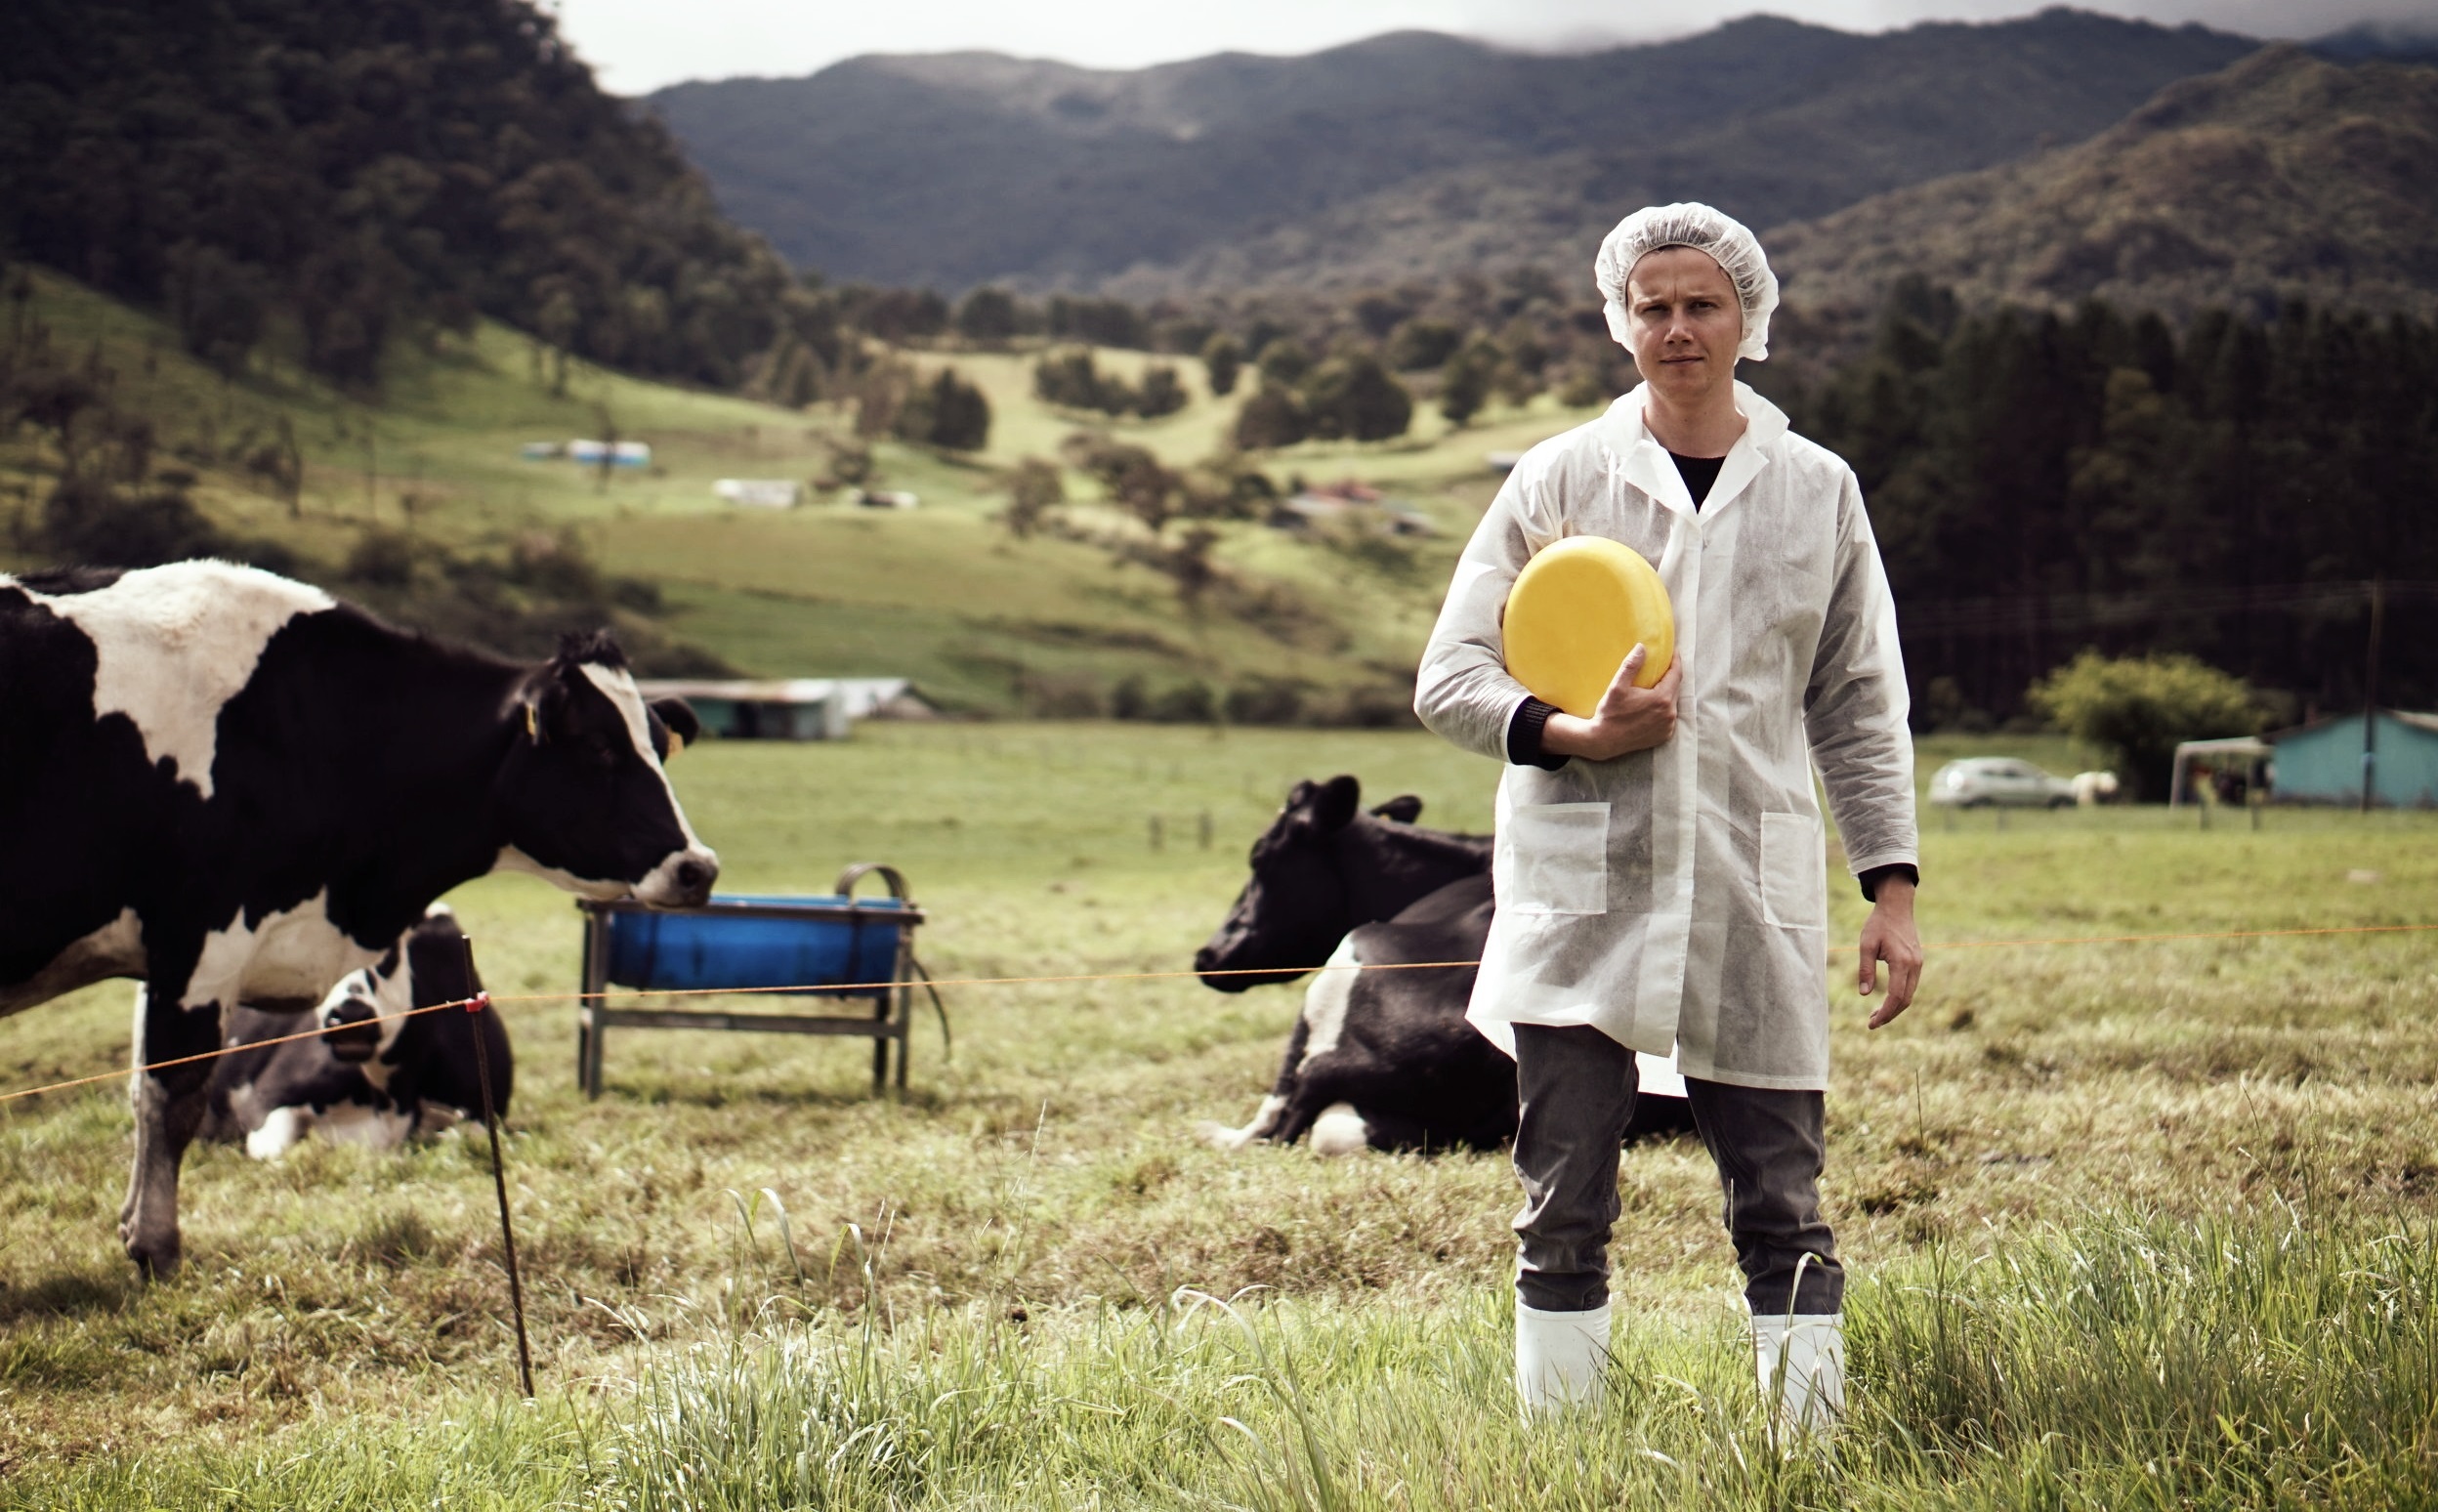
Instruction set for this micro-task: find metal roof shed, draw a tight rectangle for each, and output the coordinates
[2264,710,2438,808]
[634,679,935,741]
[2167,735,2273,807]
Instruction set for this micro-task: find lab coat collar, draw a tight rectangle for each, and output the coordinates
[1594,382,1786,522]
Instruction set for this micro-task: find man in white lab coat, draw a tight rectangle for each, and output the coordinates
[1414,203,1922,1433]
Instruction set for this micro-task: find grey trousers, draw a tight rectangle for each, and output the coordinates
[1512,1023,1842,1316]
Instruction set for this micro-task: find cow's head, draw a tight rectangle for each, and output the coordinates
[316,943,413,1066]
[1194,776,1426,990]
[493,632,719,908]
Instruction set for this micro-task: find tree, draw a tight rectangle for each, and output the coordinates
[1256,338,1313,388]
[1074,438,1180,531]
[895,366,991,451]
[164,242,269,376]
[1001,457,1064,539]
[1133,364,1188,418]
[1033,348,1132,414]
[1303,352,1411,442]
[1046,295,1148,349]
[1201,332,1243,397]
[955,286,1018,343]
[2027,651,2262,801]
[1385,319,1461,372]
[1234,385,1311,449]
[1439,338,1499,426]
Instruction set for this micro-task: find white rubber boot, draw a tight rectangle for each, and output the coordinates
[1516,1299,1610,1414]
[1752,1313,1845,1441]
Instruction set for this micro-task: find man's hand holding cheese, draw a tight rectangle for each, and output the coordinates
[1414,203,1921,1434]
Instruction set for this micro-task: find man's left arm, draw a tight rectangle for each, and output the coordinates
[1804,470,1922,1028]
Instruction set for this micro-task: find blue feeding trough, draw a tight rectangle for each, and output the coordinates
[602,894,909,994]
[575,864,930,1098]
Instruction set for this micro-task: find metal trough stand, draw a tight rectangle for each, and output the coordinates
[575,862,927,1098]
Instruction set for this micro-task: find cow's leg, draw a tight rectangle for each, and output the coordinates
[1307,1101,1372,1156]
[1198,1014,1312,1150]
[119,985,223,1279]
[1265,1056,1380,1153]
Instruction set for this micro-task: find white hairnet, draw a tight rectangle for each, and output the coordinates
[1594,202,1780,362]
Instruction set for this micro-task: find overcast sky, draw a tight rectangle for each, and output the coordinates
[555,0,2438,96]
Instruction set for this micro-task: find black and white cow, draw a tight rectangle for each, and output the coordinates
[0,560,716,1276]
[199,906,509,1158]
[1195,775,1694,1155]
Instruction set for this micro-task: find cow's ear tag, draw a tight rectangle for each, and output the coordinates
[664,730,686,761]
[524,702,540,741]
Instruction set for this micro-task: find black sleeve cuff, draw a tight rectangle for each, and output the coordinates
[1858,863,1918,902]
[1505,697,1568,770]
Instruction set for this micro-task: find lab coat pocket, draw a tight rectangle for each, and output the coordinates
[1759,812,1826,931]
[1503,803,1610,916]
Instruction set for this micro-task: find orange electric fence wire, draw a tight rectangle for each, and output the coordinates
[3,919,2434,1107]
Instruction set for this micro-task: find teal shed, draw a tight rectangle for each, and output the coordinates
[2268,710,2438,808]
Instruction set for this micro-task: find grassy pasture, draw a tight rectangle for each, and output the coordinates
[3,724,2436,1505]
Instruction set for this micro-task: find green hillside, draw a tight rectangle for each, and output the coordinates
[0,269,1597,715]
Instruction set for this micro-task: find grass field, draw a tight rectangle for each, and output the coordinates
[4,723,2436,1506]
[3,270,1610,714]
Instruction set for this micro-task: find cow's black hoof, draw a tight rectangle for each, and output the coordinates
[119,1224,182,1282]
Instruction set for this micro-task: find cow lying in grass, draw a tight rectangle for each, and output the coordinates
[1195,775,1694,1155]
[199,906,510,1159]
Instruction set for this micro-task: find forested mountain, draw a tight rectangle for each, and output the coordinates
[1771,47,2438,326]
[647,10,2255,295]
[0,0,827,391]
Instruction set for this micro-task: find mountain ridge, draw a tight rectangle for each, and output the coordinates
[647,9,2259,294]
[1768,45,2438,324]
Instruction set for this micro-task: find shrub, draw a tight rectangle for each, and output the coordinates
[1254,338,1312,388]
[1149,680,1217,724]
[2028,650,2263,800]
[1234,385,1311,450]
[895,366,991,451]
[1001,458,1065,539]
[1225,678,1306,725]
[1385,319,1461,372]
[954,286,1017,343]
[345,527,418,587]
[1133,365,1188,418]
[42,477,224,567]
[1032,349,1133,415]
[1200,333,1242,398]
[1438,338,1500,427]
[1302,352,1412,442]
[1556,365,1610,408]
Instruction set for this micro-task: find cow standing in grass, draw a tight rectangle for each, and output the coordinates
[0,561,715,1277]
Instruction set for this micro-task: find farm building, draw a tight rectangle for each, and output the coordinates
[2265,710,2438,808]
[713,479,801,508]
[635,678,938,741]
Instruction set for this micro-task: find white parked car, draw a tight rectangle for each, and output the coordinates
[1928,757,2077,809]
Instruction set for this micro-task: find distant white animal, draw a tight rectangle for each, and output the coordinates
[2072,770,2121,807]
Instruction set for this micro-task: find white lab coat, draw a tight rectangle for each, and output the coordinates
[1414,384,1915,1090]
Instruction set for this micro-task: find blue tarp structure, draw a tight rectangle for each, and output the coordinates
[2268,710,2438,807]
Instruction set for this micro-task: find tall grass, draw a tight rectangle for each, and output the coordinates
[23,1209,2431,1509]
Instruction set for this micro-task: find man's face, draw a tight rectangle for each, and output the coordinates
[1623,247,1743,407]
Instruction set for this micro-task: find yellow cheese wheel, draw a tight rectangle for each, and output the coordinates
[1502,536,1674,717]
